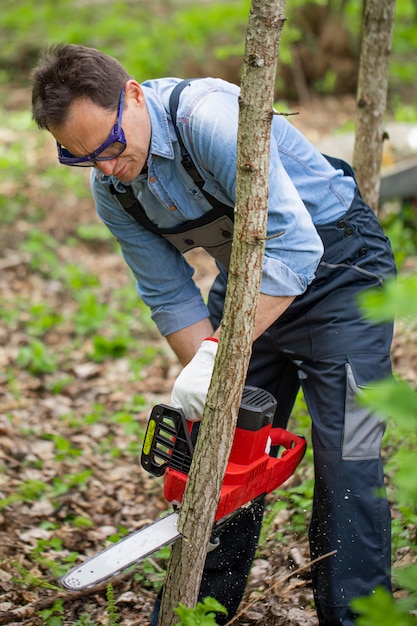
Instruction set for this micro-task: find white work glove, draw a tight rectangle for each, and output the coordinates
[171,338,218,422]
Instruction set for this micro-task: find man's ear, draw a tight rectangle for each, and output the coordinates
[124,79,144,107]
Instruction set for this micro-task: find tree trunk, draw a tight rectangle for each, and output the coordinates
[352,0,395,212]
[157,1,287,624]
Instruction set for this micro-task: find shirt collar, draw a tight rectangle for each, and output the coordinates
[141,84,175,160]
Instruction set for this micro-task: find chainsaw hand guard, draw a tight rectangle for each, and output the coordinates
[141,404,193,477]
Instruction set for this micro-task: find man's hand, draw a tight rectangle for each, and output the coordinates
[170,338,218,421]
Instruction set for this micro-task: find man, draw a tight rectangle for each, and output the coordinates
[32,44,396,626]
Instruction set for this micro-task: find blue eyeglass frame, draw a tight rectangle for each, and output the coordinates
[57,88,127,166]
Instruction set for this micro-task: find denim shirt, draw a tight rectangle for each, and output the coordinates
[92,77,356,336]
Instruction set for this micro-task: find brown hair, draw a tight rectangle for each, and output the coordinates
[31,44,132,130]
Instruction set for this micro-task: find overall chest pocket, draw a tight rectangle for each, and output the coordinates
[164,215,234,269]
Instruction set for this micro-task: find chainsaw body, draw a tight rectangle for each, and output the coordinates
[60,387,306,591]
[141,386,306,521]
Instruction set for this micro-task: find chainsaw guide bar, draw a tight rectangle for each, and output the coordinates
[60,512,180,591]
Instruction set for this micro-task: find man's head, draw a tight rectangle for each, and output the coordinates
[32,44,151,181]
[32,44,130,131]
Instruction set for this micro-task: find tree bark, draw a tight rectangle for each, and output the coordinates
[352,0,395,212]
[157,1,286,624]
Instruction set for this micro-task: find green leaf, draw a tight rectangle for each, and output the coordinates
[174,597,227,625]
[91,335,128,362]
[396,563,417,593]
[352,587,416,626]
[359,378,417,428]
[358,275,417,322]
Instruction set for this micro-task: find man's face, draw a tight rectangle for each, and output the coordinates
[50,80,151,182]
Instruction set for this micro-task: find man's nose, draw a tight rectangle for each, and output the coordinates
[95,158,117,176]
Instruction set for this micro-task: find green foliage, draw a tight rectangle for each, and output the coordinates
[91,335,129,362]
[73,292,108,336]
[1,0,416,117]
[38,599,64,626]
[391,503,417,555]
[111,408,145,437]
[51,470,92,497]
[69,515,94,529]
[30,537,79,580]
[62,263,100,290]
[0,469,92,510]
[17,478,49,501]
[17,338,58,374]
[352,587,417,626]
[7,222,162,385]
[389,0,417,90]
[72,614,97,626]
[359,378,417,433]
[12,560,60,591]
[20,229,60,279]
[358,274,417,322]
[46,433,83,461]
[0,110,36,198]
[46,374,74,394]
[0,0,250,84]
[25,303,63,337]
[76,222,114,243]
[174,597,227,626]
[380,204,417,270]
[134,545,171,591]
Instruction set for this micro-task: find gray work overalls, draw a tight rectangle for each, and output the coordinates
[117,156,395,626]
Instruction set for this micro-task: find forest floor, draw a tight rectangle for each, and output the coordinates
[1,90,416,625]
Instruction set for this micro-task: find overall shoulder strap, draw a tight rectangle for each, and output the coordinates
[169,79,234,216]
[169,79,205,186]
[109,183,161,234]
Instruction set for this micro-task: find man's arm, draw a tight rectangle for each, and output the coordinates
[210,293,295,342]
[250,293,295,342]
[166,293,295,365]
[166,317,214,366]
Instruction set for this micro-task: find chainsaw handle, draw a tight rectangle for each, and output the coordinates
[269,427,306,455]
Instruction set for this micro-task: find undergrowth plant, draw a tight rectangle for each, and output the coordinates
[174,597,227,626]
[106,583,121,625]
[38,599,64,626]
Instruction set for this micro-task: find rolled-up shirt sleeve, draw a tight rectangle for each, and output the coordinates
[91,175,211,336]
[184,89,324,297]
[260,143,324,295]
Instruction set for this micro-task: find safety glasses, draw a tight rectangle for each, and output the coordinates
[57,88,126,167]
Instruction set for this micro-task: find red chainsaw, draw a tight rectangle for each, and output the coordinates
[60,386,306,591]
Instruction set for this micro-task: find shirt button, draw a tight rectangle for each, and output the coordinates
[149,176,156,183]
[359,247,368,257]
[337,220,346,229]
[344,227,354,237]
[169,205,176,212]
